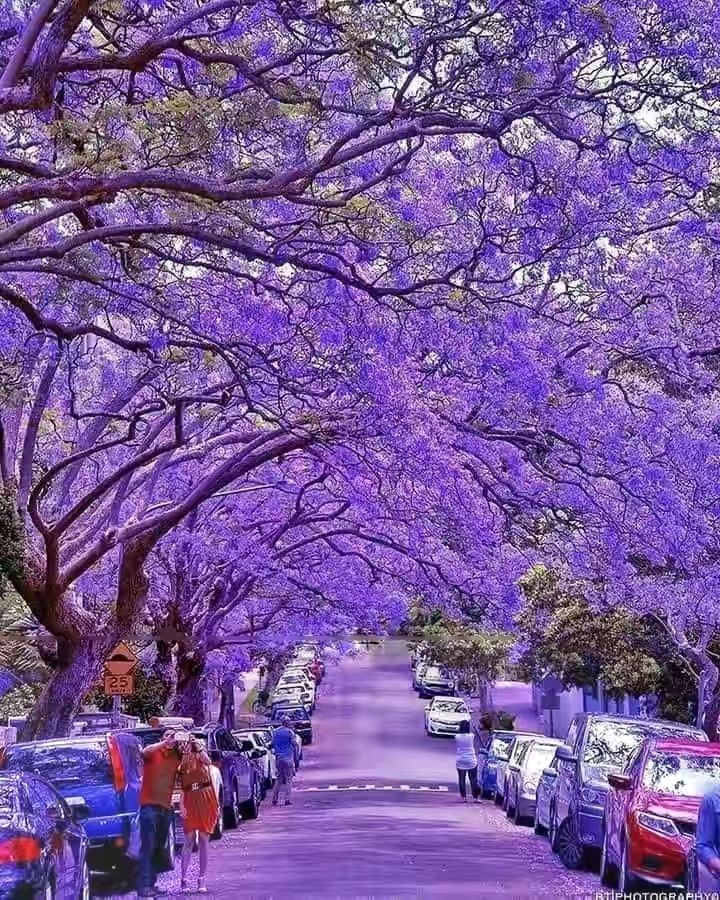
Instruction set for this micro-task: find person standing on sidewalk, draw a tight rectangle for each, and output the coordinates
[271,717,296,806]
[137,729,182,897]
[178,737,215,895]
[455,720,480,803]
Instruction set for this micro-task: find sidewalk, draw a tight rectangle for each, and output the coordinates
[465,680,543,735]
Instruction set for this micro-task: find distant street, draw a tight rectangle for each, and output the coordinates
[108,640,597,899]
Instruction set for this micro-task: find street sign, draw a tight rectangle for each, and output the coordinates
[105,642,138,677]
[541,689,561,710]
[104,672,134,696]
[539,672,564,694]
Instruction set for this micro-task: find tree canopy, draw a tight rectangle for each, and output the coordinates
[2,1,720,734]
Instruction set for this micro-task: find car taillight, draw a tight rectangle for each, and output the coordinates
[107,735,126,792]
[0,837,42,864]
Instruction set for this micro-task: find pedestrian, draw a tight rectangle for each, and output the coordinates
[178,737,216,894]
[271,717,296,806]
[697,782,720,882]
[137,728,183,897]
[455,719,480,803]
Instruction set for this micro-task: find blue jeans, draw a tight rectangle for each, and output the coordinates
[138,804,173,891]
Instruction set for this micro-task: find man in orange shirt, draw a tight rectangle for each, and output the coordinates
[138,729,182,897]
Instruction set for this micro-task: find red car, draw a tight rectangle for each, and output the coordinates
[601,738,720,891]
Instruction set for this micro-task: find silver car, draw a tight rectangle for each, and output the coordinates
[504,737,562,825]
[534,747,560,836]
[493,732,539,805]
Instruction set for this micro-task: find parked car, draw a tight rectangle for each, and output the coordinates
[477,730,519,799]
[601,739,720,891]
[0,771,90,900]
[234,729,276,790]
[271,684,315,710]
[495,733,538,806]
[0,732,142,875]
[417,665,456,699]
[423,697,471,737]
[276,673,316,705]
[534,746,561,836]
[269,702,313,745]
[549,713,707,870]
[412,662,430,691]
[129,723,263,831]
[504,737,562,826]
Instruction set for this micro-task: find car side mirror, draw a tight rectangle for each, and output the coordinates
[555,746,577,764]
[607,773,632,791]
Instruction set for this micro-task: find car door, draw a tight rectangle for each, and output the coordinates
[219,730,251,802]
[556,716,585,825]
[30,778,78,897]
[612,748,643,858]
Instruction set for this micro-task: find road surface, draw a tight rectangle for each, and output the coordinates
[106,639,597,898]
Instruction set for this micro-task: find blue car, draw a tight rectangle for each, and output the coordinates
[477,730,520,799]
[1,732,142,876]
[0,770,90,899]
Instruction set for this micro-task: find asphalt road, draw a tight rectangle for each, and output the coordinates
[106,639,598,899]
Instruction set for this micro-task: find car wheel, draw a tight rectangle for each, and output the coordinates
[533,803,546,836]
[556,816,585,870]
[618,836,638,893]
[503,789,511,814]
[240,781,260,820]
[211,794,224,840]
[223,785,241,829]
[77,860,90,900]
[600,825,617,887]
[513,790,523,826]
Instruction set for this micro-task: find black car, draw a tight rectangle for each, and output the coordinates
[1,732,142,876]
[270,703,313,745]
[0,771,90,899]
[128,723,262,829]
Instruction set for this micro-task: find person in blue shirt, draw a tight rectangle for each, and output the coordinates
[271,718,296,806]
[697,785,720,877]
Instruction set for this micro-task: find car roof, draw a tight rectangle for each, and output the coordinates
[582,713,703,730]
[7,735,109,749]
[651,739,720,754]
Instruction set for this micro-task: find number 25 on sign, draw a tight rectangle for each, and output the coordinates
[104,673,134,696]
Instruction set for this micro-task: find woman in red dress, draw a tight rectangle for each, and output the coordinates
[178,737,218,894]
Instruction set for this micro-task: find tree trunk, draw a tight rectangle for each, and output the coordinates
[151,640,175,699]
[218,678,235,730]
[21,636,108,739]
[171,647,206,724]
[703,691,720,741]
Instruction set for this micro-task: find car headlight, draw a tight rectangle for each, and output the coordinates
[580,788,604,805]
[637,812,680,838]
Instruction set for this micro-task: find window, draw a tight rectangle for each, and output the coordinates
[27,778,65,818]
[565,716,582,752]
[3,742,113,789]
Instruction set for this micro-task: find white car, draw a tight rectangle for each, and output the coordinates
[271,685,314,709]
[277,673,316,696]
[234,729,277,789]
[424,696,471,737]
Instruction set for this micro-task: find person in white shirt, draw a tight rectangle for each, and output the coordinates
[454,719,480,802]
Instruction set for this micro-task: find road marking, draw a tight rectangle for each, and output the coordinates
[295,784,453,794]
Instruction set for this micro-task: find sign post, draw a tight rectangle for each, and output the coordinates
[539,673,563,737]
[103,642,138,726]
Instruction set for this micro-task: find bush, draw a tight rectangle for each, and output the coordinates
[85,668,169,722]
[479,709,516,731]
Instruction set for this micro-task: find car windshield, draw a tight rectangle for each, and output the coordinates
[272,707,307,720]
[433,701,467,714]
[643,752,720,797]
[525,744,558,775]
[489,735,514,759]
[3,742,112,788]
[583,720,704,783]
[425,667,449,679]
